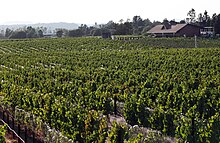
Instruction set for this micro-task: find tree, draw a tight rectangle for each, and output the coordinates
[140,18,153,35]
[26,26,37,38]
[78,24,89,36]
[0,30,4,38]
[38,30,44,38]
[94,22,99,28]
[203,10,210,23]
[169,20,177,25]
[198,10,211,27]
[198,13,203,23]
[123,22,133,35]
[119,19,124,24]
[162,18,171,29]
[115,22,132,35]
[210,13,217,27]
[5,28,13,38]
[143,18,152,26]
[162,18,169,24]
[56,30,63,37]
[10,31,27,39]
[105,21,117,34]
[68,29,84,37]
[180,20,186,24]
[141,27,151,35]
[214,14,220,34]
[90,28,102,36]
[187,8,196,23]
[132,16,144,35]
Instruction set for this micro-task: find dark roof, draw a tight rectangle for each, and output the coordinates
[147,24,199,34]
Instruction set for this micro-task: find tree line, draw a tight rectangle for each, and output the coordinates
[1,9,220,39]
[1,26,45,39]
[187,9,220,34]
[55,16,162,38]
[0,16,161,39]
[58,10,220,38]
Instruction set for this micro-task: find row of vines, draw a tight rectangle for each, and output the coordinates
[0,37,220,142]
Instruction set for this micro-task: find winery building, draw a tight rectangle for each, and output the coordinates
[147,23,201,37]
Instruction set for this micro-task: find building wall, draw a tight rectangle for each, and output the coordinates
[176,25,201,37]
[154,33,175,37]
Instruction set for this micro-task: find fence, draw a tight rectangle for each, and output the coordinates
[0,103,74,143]
[0,105,39,143]
[0,118,25,143]
[115,36,144,40]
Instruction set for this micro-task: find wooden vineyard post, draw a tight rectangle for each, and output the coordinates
[12,118,15,139]
[33,131,35,143]
[2,111,5,121]
[0,109,2,119]
[18,124,20,136]
[114,95,117,115]
[195,35,197,48]
[12,118,15,129]
[7,113,9,125]
[191,116,195,143]
[117,130,122,143]
[25,126,27,143]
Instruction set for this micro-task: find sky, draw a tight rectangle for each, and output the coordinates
[0,0,219,25]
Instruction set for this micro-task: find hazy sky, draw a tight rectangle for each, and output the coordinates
[0,0,219,25]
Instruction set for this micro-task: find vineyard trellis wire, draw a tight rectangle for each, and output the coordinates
[0,37,220,142]
[0,102,74,143]
[0,119,25,143]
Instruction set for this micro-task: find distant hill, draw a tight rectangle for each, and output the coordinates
[0,22,79,30]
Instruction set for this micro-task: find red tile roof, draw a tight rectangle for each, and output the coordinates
[147,24,188,34]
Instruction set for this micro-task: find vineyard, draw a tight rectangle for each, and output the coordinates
[0,37,220,142]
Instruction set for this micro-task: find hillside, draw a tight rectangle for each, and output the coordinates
[0,22,78,30]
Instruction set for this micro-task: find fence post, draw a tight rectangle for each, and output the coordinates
[12,118,15,129]
[195,35,197,48]
[12,118,15,139]
[117,127,123,143]
[7,113,9,124]
[114,95,117,115]
[191,116,195,143]
[25,126,27,143]
[33,131,35,143]
[0,109,2,118]
[2,111,5,121]
[18,124,20,136]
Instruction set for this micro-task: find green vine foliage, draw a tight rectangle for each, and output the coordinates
[0,38,220,142]
[0,124,7,143]
[108,121,127,143]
